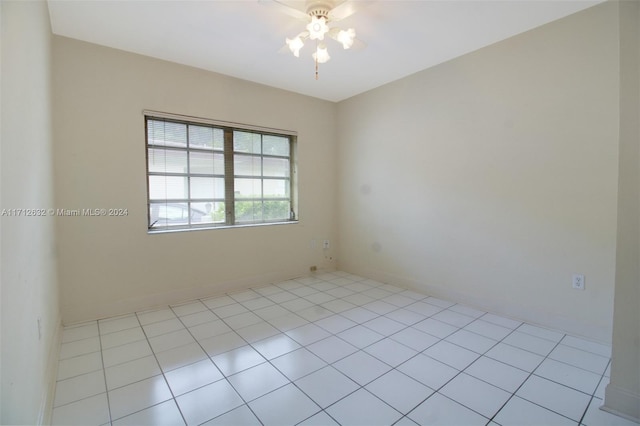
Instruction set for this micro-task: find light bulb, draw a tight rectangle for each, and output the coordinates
[286,36,304,57]
[306,16,329,40]
[313,43,330,64]
[337,28,356,49]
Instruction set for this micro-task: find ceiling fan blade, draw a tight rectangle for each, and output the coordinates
[259,0,309,21]
[328,0,374,22]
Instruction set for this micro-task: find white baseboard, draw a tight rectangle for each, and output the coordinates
[602,383,640,423]
[38,318,63,425]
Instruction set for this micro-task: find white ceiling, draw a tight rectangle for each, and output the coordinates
[47,0,603,102]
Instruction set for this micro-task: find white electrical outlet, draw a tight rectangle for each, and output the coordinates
[572,274,585,290]
[323,240,330,249]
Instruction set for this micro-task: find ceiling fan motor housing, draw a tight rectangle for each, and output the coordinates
[306,0,334,19]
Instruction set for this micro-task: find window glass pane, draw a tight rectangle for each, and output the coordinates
[263,135,289,157]
[189,125,223,150]
[191,202,225,224]
[148,148,187,173]
[234,154,261,177]
[263,200,290,221]
[233,131,261,154]
[149,202,189,227]
[235,201,263,222]
[190,177,224,199]
[149,176,188,200]
[148,120,187,148]
[189,152,224,175]
[263,179,289,198]
[234,178,262,198]
[262,157,289,178]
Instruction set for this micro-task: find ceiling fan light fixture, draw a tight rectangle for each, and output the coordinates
[306,16,329,40]
[337,28,356,49]
[286,36,305,57]
[313,43,330,64]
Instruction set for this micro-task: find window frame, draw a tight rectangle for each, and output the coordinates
[144,111,298,233]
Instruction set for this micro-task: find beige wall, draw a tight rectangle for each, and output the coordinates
[0,1,61,423]
[53,37,338,324]
[336,2,619,343]
[604,0,640,421]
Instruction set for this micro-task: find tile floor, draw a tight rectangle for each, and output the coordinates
[52,271,638,426]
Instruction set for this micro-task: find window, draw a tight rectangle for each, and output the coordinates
[146,113,297,231]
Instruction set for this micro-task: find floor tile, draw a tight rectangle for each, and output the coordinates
[289,286,319,297]
[517,323,565,342]
[212,345,265,376]
[54,370,106,407]
[405,301,444,317]
[62,322,99,343]
[342,293,376,306]
[485,342,544,372]
[251,333,301,360]
[155,342,207,373]
[390,327,440,352]
[229,289,260,303]
[296,305,334,322]
[464,356,529,393]
[295,366,359,408]
[57,351,103,381]
[384,308,426,326]
[561,335,611,358]
[321,298,357,313]
[439,373,511,418]
[423,340,479,370]
[315,314,358,334]
[235,321,280,343]
[254,284,283,296]
[340,307,379,323]
[178,310,218,328]
[253,304,289,320]
[397,353,459,390]
[363,300,397,315]
[326,388,402,426]
[366,370,434,414]
[58,337,101,360]
[432,309,476,328]
[281,298,315,313]
[548,344,610,375]
[480,313,522,329]
[502,331,559,356]
[105,355,161,390]
[325,286,355,298]
[250,383,321,425]
[464,319,513,341]
[171,300,208,317]
[382,294,416,308]
[198,331,246,357]
[227,362,289,401]
[337,325,384,348]
[424,297,455,308]
[534,358,601,394]
[211,303,249,318]
[408,392,488,425]
[108,375,173,421]
[364,338,417,367]
[399,289,429,300]
[175,379,244,425]
[201,404,261,426]
[142,317,185,338]
[188,319,232,340]
[148,328,195,353]
[448,304,486,319]
[298,410,339,425]
[493,395,575,426]
[270,348,327,381]
[363,316,406,336]
[112,400,185,426]
[241,296,275,311]
[201,295,236,309]
[136,308,176,326]
[286,323,331,346]
[99,315,140,335]
[164,359,224,396]
[100,326,146,350]
[445,329,497,354]
[51,393,110,426]
[304,291,335,305]
[267,291,299,304]
[412,318,458,339]
[307,335,358,364]
[102,339,153,368]
[267,312,309,332]
[333,350,392,385]
[516,375,591,421]
[224,311,263,330]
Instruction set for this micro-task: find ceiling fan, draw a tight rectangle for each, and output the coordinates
[263,0,367,79]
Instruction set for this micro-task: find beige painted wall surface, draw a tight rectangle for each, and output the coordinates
[337,2,619,342]
[1,1,61,423]
[605,0,640,420]
[53,37,338,324]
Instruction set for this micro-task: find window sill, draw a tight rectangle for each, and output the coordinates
[147,219,299,234]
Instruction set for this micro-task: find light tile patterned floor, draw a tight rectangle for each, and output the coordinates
[52,271,638,426]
